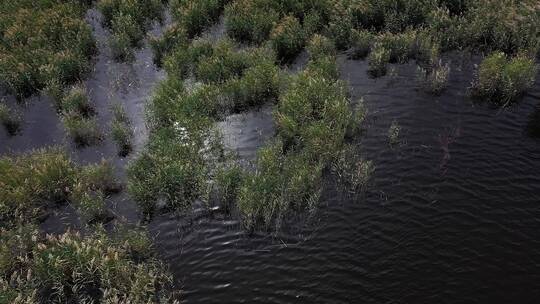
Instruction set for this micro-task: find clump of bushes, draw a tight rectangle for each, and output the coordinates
[0,103,22,136]
[0,1,96,99]
[472,52,538,103]
[98,0,164,62]
[110,103,133,156]
[0,225,178,303]
[332,145,374,193]
[150,24,189,67]
[270,16,306,63]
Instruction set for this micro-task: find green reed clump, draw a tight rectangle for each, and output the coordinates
[111,103,133,156]
[63,112,102,147]
[0,103,21,136]
[332,144,374,193]
[212,163,244,212]
[98,0,164,62]
[472,52,538,103]
[0,148,121,227]
[307,34,336,60]
[375,31,418,63]
[170,0,229,38]
[127,127,216,217]
[270,16,306,63]
[237,58,360,230]
[0,148,76,227]
[60,85,94,116]
[367,43,391,78]
[224,0,280,44]
[150,24,189,67]
[0,1,95,99]
[0,225,177,303]
[350,29,374,60]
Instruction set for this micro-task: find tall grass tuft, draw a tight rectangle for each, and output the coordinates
[0,103,22,136]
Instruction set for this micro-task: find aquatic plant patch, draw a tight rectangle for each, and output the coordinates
[0,225,178,303]
[0,1,95,99]
[0,148,119,227]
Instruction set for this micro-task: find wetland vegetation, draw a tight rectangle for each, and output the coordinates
[1,0,539,302]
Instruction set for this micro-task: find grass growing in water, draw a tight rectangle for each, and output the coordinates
[0,148,119,227]
[0,1,96,100]
[111,103,134,156]
[98,0,164,62]
[0,224,177,303]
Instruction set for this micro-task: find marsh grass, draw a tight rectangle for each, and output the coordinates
[98,0,164,62]
[0,103,22,136]
[224,0,280,44]
[61,85,94,117]
[307,34,336,60]
[0,225,178,303]
[332,145,374,193]
[0,1,96,99]
[350,29,374,60]
[472,52,538,103]
[110,103,133,156]
[150,24,188,67]
[63,113,102,147]
[0,148,121,227]
[270,16,305,63]
[367,43,391,78]
[170,0,228,38]
[0,148,76,227]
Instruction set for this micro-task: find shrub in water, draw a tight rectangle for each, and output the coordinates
[171,0,228,38]
[0,1,96,99]
[213,163,244,212]
[375,31,417,63]
[63,113,102,147]
[388,120,401,146]
[0,225,177,303]
[61,85,94,116]
[307,34,336,60]
[332,145,374,193]
[270,16,305,63]
[472,52,538,103]
[150,24,189,67]
[0,103,22,136]
[0,148,76,227]
[367,43,390,78]
[224,0,280,44]
[350,29,374,60]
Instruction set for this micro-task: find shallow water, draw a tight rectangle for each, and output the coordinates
[151,54,540,303]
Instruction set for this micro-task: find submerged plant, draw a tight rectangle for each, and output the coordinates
[388,120,401,146]
[0,103,22,136]
[417,59,451,95]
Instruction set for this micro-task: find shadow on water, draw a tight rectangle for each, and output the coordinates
[150,53,540,304]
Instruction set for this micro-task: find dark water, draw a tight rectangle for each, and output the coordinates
[151,55,540,303]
